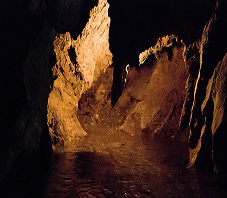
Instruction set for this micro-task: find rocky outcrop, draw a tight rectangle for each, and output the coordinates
[181,1,227,173]
[78,37,188,141]
[108,0,227,174]
[108,0,216,106]
[120,45,187,137]
[179,41,201,131]
[47,0,112,148]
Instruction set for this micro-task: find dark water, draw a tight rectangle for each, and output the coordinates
[1,128,227,198]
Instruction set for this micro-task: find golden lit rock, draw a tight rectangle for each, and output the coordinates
[47,0,112,148]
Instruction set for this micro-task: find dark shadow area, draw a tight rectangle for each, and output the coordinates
[1,0,44,158]
[0,152,52,198]
[0,0,98,183]
[213,121,227,182]
[108,0,216,64]
[194,97,214,171]
[68,46,77,66]
[0,125,52,198]
[71,0,99,39]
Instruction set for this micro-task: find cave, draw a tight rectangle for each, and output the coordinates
[1,0,227,197]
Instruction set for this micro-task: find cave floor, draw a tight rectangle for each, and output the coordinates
[41,126,227,198]
[1,125,227,198]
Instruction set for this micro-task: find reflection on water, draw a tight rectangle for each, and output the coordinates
[1,128,227,198]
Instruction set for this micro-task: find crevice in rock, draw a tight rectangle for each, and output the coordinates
[68,46,77,66]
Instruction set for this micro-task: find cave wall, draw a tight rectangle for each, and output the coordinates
[184,51,227,172]
[108,0,217,106]
[47,0,112,148]
[107,0,227,174]
[77,39,188,140]
[120,43,187,138]
[1,0,54,181]
[1,0,227,183]
[0,0,98,182]
[179,1,227,173]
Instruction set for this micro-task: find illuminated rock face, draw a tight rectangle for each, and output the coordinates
[108,0,217,106]
[108,0,227,173]
[47,0,112,148]
[78,40,188,140]
[120,45,187,138]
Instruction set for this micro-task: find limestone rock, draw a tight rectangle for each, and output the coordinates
[183,1,227,171]
[120,45,187,137]
[47,0,112,147]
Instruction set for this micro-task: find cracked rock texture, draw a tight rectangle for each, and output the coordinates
[120,45,187,137]
[78,40,188,140]
[47,0,112,148]
[179,1,227,173]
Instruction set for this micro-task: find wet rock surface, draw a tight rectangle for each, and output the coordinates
[43,130,195,198]
[2,127,227,197]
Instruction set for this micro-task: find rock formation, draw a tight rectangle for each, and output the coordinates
[108,0,217,106]
[181,1,227,174]
[1,0,227,184]
[47,0,112,148]
[120,43,187,138]
[78,37,188,142]
[108,0,227,174]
